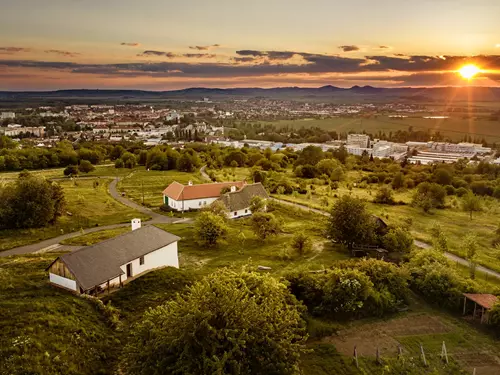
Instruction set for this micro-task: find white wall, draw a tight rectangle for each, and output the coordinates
[105,242,179,289]
[165,196,218,211]
[228,207,251,219]
[49,273,77,291]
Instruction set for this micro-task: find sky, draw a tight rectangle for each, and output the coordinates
[0,0,499,90]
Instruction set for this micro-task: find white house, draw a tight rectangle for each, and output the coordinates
[218,183,269,219]
[162,180,246,211]
[46,221,180,295]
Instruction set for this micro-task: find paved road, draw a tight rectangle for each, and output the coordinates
[1,177,184,257]
[272,197,500,280]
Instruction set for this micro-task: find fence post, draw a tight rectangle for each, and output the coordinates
[420,344,427,367]
[353,345,359,368]
[473,368,476,375]
[397,344,403,359]
[441,341,449,364]
[376,347,381,365]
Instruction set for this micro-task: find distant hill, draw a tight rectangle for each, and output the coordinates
[1,86,500,102]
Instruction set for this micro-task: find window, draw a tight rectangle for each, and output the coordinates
[140,256,144,265]
[199,201,202,206]
[234,212,237,216]
[245,209,248,214]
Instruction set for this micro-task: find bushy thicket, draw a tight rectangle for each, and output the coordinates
[404,249,478,309]
[286,259,410,319]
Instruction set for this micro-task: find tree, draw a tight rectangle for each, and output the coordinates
[0,174,66,229]
[382,227,413,253]
[412,182,446,212]
[463,233,478,279]
[114,158,124,168]
[177,153,198,172]
[110,145,125,160]
[194,211,228,247]
[391,172,404,189]
[63,165,79,177]
[430,222,448,253]
[373,185,395,205]
[202,200,228,220]
[121,152,137,169]
[326,196,374,251]
[250,212,281,240]
[461,192,482,220]
[78,160,95,173]
[123,269,307,375]
[249,196,266,213]
[290,231,312,256]
[295,145,323,166]
[433,168,453,185]
[316,158,340,176]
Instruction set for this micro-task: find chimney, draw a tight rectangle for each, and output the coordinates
[131,218,141,231]
[231,185,237,193]
[188,180,193,186]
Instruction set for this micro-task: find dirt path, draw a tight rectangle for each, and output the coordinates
[0,176,184,257]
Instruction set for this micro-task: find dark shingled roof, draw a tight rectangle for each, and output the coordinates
[53,226,180,291]
[218,183,268,212]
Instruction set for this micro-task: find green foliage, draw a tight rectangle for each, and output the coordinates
[287,259,409,319]
[391,172,405,189]
[405,249,476,309]
[382,227,414,253]
[290,231,312,256]
[373,185,395,205]
[78,159,95,173]
[462,233,478,279]
[490,302,500,334]
[249,195,266,213]
[0,174,66,229]
[412,182,446,212]
[316,158,341,176]
[114,158,124,168]
[461,192,482,220]
[326,195,374,249]
[202,200,229,220]
[121,152,137,169]
[194,211,229,247]
[122,269,308,375]
[250,212,282,240]
[430,222,449,253]
[63,165,79,176]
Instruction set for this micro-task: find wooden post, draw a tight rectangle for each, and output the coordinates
[376,347,381,365]
[463,296,467,315]
[473,368,476,375]
[107,280,110,295]
[353,345,359,368]
[397,344,403,359]
[441,341,448,364]
[473,302,477,319]
[420,344,427,367]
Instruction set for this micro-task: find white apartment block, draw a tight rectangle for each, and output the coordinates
[347,134,370,148]
[1,112,15,120]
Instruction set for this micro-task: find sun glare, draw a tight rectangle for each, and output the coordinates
[458,64,480,80]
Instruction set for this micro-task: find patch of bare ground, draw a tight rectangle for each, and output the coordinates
[322,313,450,356]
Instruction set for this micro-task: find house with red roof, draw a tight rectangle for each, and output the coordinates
[162,180,246,211]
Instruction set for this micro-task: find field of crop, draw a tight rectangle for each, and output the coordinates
[0,179,149,252]
[255,115,500,143]
[117,168,205,207]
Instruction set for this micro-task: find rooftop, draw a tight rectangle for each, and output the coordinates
[463,293,498,309]
[163,180,246,201]
[218,183,268,211]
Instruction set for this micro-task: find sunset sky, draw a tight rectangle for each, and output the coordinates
[1,0,499,90]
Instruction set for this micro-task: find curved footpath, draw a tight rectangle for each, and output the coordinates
[200,166,500,280]
[0,177,184,258]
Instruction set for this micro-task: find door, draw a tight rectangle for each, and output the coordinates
[126,263,132,278]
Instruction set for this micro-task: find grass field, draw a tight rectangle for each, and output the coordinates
[254,115,500,143]
[117,168,204,207]
[0,164,131,181]
[0,179,149,252]
[156,203,348,275]
[60,227,131,246]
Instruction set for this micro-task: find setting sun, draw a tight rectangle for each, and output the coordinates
[458,64,481,79]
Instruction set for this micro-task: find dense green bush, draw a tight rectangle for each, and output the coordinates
[287,259,409,319]
[123,269,308,375]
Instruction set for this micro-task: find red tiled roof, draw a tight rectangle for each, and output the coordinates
[463,293,498,309]
[162,181,246,201]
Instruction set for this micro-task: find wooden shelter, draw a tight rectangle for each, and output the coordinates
[462,293,498,324]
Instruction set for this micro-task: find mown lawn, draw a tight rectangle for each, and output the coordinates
[0,179,149,252]
[0,164,130,180]
[117,168,204,207]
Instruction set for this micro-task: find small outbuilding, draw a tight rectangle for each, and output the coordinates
[47,223,180,295]
[462,293,498,324]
